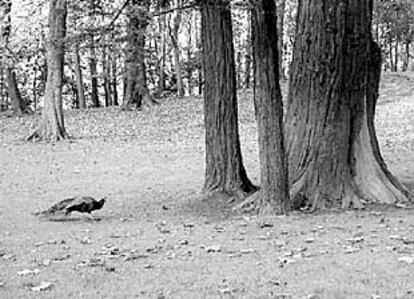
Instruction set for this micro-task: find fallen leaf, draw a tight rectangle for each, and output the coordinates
[31,281,53,292]
[398,256,414,264]
[206,245,222,253]
[79,236,92,245]
[17,269,40,276]
[258,222,273,229]
[2,254,16,261]
[240,248,256,254]
[42,259,51,266]
[402,238,414,245]
[343,246,360,254]
[124,253,148,261]
[278,257,296,267]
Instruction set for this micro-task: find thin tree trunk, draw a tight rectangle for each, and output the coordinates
[74,42,86,109]
[27,0,68,142]
[112,52,118,106]
[89,36,99,107]
[394,41,398,72]
[102,41,112,107]
[0,67,5,111]
[239,0,290,214]
[7,68,24,114]
[1,0,25,114]
[285,0,411,211]
[201,0,256,198]
[404,41,410,71]
[187,11,193,96]
[158,14,166,94]
[389,39,394,72]
[169,0,184,97]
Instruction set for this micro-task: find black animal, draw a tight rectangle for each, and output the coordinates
[34,196,106,217]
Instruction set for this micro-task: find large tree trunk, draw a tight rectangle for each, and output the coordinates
[239,0,290,214]
[201,0,256,198]
[74,42,86,109]
[285,0,411,211]
[27,0,68,142]
[123,0,154,110]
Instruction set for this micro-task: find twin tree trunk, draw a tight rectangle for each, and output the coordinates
[200,0,256,197]
[249,0,290,214]
[285,0,411,210]
[27,0,67,141]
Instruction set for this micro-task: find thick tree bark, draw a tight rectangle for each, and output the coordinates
[239,0,290,214]
[276,0,286,80]
[74,42,86,109]
[27,0,68,142]
[201,0,256,198]
[285,0,411,211]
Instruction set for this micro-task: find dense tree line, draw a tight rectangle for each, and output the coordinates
[0,0,412,212]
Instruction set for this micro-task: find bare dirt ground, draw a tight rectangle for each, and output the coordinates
[0,73,414,299]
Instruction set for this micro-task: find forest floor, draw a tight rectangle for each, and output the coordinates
[0,72,414,299]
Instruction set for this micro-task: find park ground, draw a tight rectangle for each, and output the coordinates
[0,73,414,298]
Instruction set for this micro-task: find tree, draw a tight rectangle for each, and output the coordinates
[0,0,26,114]
[123,0,153,110]
[168,0,184,97]
[200,0,256,198]
[27,0,68,141]
[240,0,290,214]
[285,0,412,211]
[89,0,100,108]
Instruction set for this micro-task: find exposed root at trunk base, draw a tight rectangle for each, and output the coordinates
[121,95,159,111]
[232,190,297,215]
[290,172,366,212]
[26,128,69,143]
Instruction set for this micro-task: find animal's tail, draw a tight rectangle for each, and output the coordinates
[32,209,52,217]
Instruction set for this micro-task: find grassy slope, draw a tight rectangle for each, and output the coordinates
[0,72,413,298]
